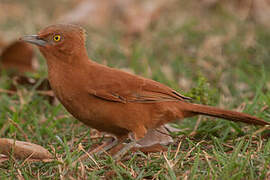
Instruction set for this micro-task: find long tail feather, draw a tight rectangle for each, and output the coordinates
[181,103,270,126]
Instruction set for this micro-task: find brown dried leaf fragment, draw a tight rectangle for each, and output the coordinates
[0,36,6,51]
[136,125,173,148]
[117,0,169,35]
[57,0,114,27]
[0,138,53,160]
[58,0,169,35]
[0,41,38,73]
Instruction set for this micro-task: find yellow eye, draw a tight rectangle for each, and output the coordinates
[53,35,61,42]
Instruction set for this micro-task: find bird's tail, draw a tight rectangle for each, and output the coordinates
[180,102,270,126]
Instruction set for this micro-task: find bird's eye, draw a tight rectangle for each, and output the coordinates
[53,35,61,42]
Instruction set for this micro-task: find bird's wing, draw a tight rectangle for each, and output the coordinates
[87,64,191,103]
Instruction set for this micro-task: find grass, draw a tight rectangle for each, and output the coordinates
[1,0,270,179]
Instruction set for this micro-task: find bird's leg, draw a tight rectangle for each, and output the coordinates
[113,126,147,160]
[72,137,119,166]
[112,140,137,160]
[94,138,119,155]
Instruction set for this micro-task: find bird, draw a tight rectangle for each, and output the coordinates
[21,24,270,159]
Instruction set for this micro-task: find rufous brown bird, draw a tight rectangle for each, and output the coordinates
[21,24,269,159]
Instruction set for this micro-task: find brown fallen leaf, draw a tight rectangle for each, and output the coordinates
[109,125,173,155]
[116,0,169,35]
[0,36,6,51]
[57,0,114,27]
[136,125,173,148]
[132,144,168,153]
[127,125,174,153]
[201,0,270,28]
[0,2,26,24]
[0,40,38,73]
[0,138,53,160]
[57,0,169,35]
[251,0,270,27]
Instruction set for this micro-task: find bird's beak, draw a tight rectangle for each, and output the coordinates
[20,35,47,47]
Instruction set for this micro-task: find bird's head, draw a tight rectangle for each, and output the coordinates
[21,24,87,61]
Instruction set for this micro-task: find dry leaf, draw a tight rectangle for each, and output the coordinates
[136,125,173,148]
[0,40,38,73]
[57,0,115,27]
[117,0,168,35]
[133,144,168,153]
[0,35,6,51]
[58,0,169,35]
[161,65,174,81]
[107,125,173,155]
[203,0,270,28]
[0,138,53,160]
[0,3,26,23]
[251,0,270,27]
[130,125,179,153]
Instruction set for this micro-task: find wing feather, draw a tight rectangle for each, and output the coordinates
[87,63,191,103]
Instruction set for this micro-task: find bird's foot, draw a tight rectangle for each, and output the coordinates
[112,140,137,161]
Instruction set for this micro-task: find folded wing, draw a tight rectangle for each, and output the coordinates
[87,64,191,103]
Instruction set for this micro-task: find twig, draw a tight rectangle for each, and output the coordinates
[203,150,215,176]
[0,88,16,94]
[252,125,270,136]
[36,90,54,97]
[74,143,100,168]
[0,123,9,136]
[20,152,35,167]
[174,140,182,159]
[189,116,202,136]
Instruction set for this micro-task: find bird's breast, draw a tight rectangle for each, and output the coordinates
[48,71,105,127]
